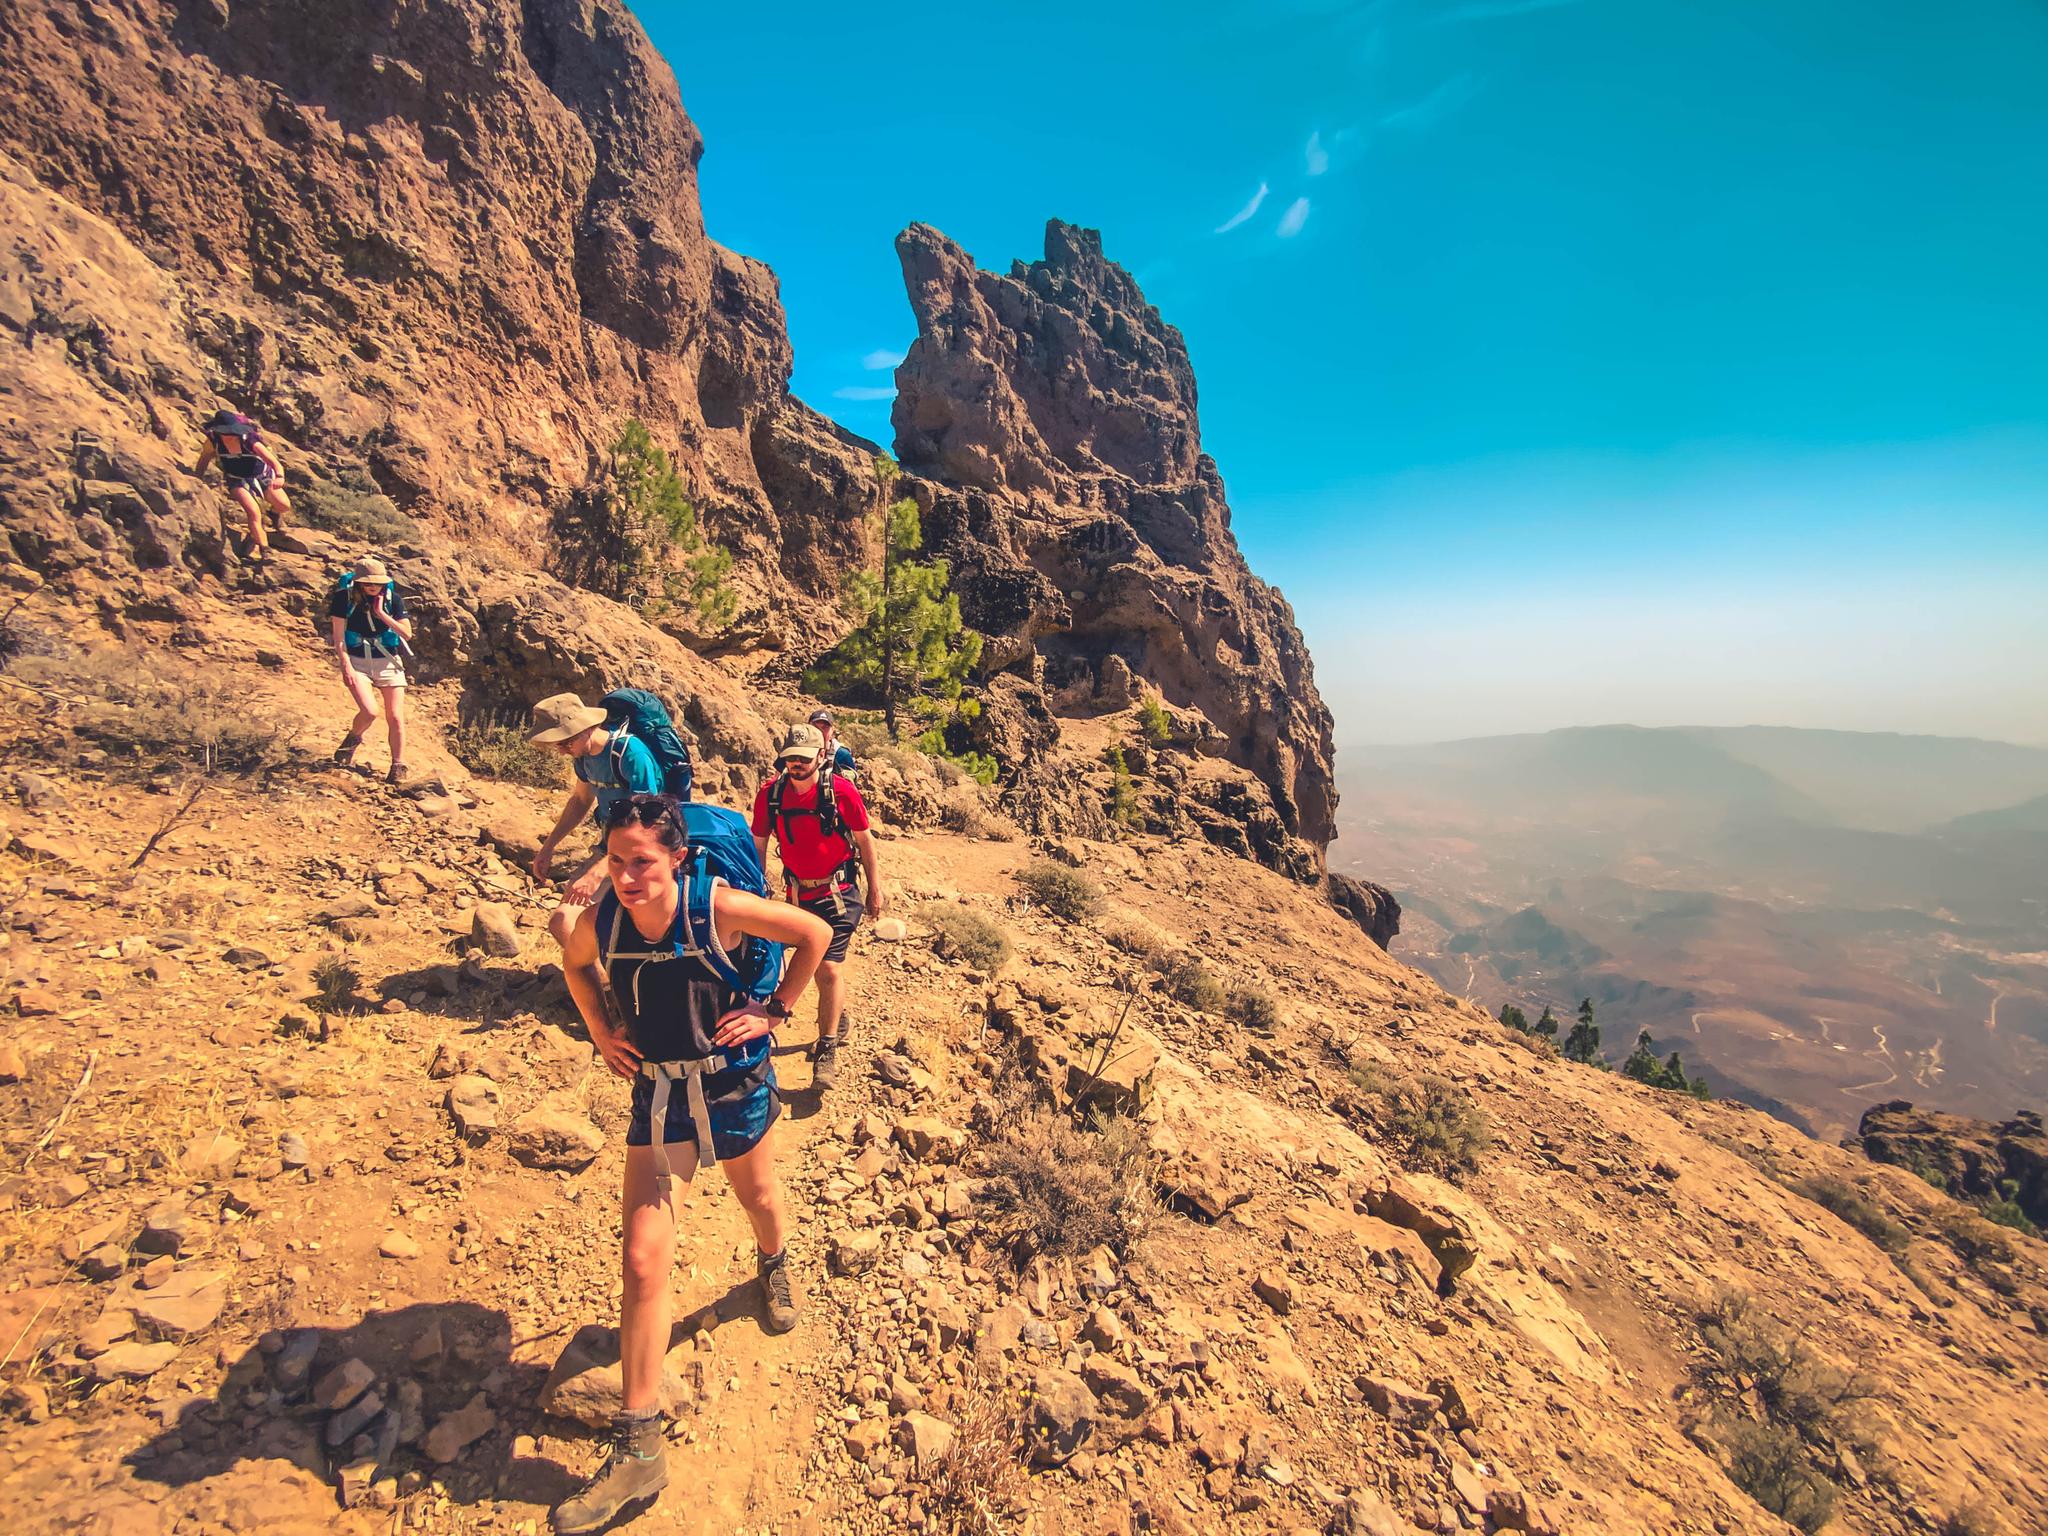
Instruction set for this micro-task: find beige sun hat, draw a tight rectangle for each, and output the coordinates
[528,692,609,745]
[351,555,392,586]
[777,722,825,762]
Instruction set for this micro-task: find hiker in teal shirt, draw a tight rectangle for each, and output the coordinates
[528,692,663,949]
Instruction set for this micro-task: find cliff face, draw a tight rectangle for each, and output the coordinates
[0,0,875,628]
[0,1,1341,876]
[890,221,1339,877]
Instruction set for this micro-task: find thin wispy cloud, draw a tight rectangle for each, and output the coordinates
[860,348,905,370]
[1276,197,1311,238]
[1305,131,1329,177]
[1215,181,1270,234]
[832,385,896,402]
[1431,0,1585,23]
[1380,72,1481,131]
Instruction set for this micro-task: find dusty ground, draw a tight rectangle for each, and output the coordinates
[1,555,2046,1536]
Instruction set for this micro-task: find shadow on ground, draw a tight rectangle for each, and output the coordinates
[124,1300,569,1511]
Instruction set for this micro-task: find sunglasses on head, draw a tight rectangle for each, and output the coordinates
[602,792,681,831]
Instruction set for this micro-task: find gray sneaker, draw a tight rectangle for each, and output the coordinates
[810,1034,841,1092]
[759,1251,798,1334]
[552,1413,668,1535]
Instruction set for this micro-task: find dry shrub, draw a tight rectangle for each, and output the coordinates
[1103,921,1165,962]
[1225,984,1281,1035]
[1346,1062,1490,1179]
[21,646,300,775]
[938,795,1014,841]
[1718,1419,1836,1534]
[921,902,1013,973]
[1937,1208,2024,1295]
[918,1372,1029,1536]
[1692,1288,1879,1529]
[295,465,418,547]
[446,712,565,789]
[1798,1176,1908,1256]
[1014,860,1100,922]
[1157,951,1225,1013]
[980,1096,1156,1267]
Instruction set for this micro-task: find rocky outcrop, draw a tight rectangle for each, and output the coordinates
[890,221,1338,877]
[1328,873,1403,952]
[1859,1102,2048,1227]
[0,0,875,632]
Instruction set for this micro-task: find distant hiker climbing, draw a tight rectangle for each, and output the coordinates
[328,556,413,785]
[809,707,858,779]
[553,793,829,1536]
[751,721,885,1093]
[193,408,292,561]
[530,689,696,950]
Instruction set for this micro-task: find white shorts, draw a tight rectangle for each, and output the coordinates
[348,652,407,690]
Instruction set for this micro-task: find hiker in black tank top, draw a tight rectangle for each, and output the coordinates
[191,408,294,561]
[555,796,830,1536]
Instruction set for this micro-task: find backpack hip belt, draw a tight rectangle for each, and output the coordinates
[640,1055,739,1183]
[787,861,858,915]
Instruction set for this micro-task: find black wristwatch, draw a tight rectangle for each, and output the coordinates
[763,997,793,1020]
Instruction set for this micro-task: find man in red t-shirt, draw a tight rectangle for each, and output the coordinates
[751,722,886,1092]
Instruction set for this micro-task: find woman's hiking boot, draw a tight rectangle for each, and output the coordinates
[809,1033,841,1092]
[552,1411,668,1535]
[758,1249,798,1333]
[386,762,408,787]
[333,733,362,767]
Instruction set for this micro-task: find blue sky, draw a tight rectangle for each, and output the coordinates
[639,0,2048,746]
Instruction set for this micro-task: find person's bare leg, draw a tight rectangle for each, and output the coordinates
[554,1142,681,1534]
[720,1134,787,1259]
[230,485,266,552]
[815,956,844,1041]
[337,666,377,762]
[618,1142,687,1407]
[722,1133,795,1331]
[263,482,293,530]
[379,684,406,772]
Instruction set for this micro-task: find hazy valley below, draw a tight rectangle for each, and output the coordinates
[1332,725,2048,1139]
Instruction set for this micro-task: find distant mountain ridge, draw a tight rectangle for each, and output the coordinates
[1347,723,2048,835]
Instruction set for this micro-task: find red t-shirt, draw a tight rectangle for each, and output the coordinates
[751,772,870,883]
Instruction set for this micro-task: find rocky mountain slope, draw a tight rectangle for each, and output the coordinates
[0,0,1339,883]
[0,0,878,622]
[0,564,2043,1536]
[891,221,1337,879]
[1,5,2044,1535]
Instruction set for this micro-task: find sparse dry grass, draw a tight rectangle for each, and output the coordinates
[979,1086,1156,1267]
[1156,951,1225,1013]
[1692,1289,1880,1532]
[920,902,1013,974]
[16,646,301,776]
[916,1371,1029,1536]
[1014,860,1100,922]
[446,713,565,789]
[1345,1062,1491,1179]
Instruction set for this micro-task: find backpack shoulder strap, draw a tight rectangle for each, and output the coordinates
[681,855,748,995]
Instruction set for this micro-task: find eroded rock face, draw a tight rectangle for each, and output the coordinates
[0,0,874,626]
[891,220,1338,875]
[1859,1102,2047,1227]
[1328,873,1403,952]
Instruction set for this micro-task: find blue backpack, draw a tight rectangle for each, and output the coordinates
[601,687,694,801]
[596,802,784,1009]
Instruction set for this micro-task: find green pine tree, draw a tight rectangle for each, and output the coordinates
[1499,1003,1529,1033]
[1105,745,1139,827]
[1562,997,1601,1063]
[1534,1005,1559,1040]
[553,419,735,630]
[1622,1030,1662,1083]
[807,455,990,778]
